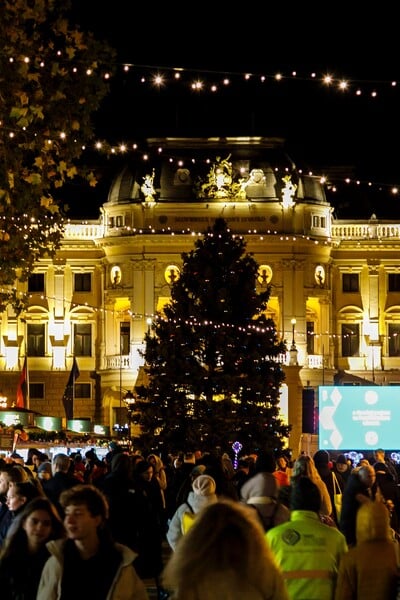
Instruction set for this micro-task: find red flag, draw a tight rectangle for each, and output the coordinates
[16,357,28,409]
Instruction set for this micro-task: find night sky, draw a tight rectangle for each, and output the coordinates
[66,2,400,221]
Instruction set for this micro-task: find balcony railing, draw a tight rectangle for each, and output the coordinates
[105,354,133,370]
[63,222,105,239]
[331,223,400,240]
[307,354,324,369]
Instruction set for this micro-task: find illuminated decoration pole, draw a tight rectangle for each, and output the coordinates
[232,441,242,470]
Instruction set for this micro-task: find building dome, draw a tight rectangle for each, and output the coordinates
[106,137,327,205]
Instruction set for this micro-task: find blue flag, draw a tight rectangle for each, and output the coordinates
[62,358,80,421]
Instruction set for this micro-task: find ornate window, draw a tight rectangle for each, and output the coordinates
[74,323,92,356]
[27,324,45,356]
[341,323,359,357]
[342,273,359,293]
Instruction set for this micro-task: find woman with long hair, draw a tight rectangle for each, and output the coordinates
[0,496,65,600]
[291,454,332,518]
[163,498,289,599]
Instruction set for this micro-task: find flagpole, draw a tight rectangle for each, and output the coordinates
[16,356,28,410]
[62,356,80,424]
[72,355,75,421]
[26,357,30,410]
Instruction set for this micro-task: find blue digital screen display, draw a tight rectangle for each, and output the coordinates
[318,386,400,450]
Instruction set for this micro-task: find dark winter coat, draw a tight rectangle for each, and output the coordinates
[339,470,379,546]
[129,472,165,579]
[315,461,345,526]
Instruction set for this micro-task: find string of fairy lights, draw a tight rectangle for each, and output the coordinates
[115,62,400,99]
[0,286,397,344]
[2,52,400,195]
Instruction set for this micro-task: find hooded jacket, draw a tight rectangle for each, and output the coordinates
[334,501,399,600]
[240,471,290,530]
[36,538,149,600]
[167,485,218,550]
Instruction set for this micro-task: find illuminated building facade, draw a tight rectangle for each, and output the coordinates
[1,137,399,454]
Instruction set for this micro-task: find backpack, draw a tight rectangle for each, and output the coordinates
[181,500,197,534]
[182,510,197,533]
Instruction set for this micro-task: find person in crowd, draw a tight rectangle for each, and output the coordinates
[373,460,400,534]
[130,453,145,468]
[147,453,168,520]
[291,454,332,518]
[104,440,124,468]
[163,498,289,600]
[9,452,26,467]
[164,455,186,520]
[221,452,235,480]
[373,448,399,483]
[199,451,239,501]
[266,476,348,600]
[273,452,291,487]
[26,448,49,475]
[42,453,81,518]
[167,474,218,551]
[0,462,30,532]
[334,454,351,485]
[0,480,43,546]
[240,449,290,531]
[0,496,65,600]
[99,452,137,548]
[83,448,107,485]
[130,459,169,599]
[169,452,198,514]
[313,449,345,526]
[231,457,252,495]
[335,499,398,600]
[37,484,149,600]
[174,463,207,508]
[37,461,53,485]
[339,463,379,546]
[70,452,86,482]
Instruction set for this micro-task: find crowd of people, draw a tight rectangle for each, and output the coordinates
[0,443,399,599]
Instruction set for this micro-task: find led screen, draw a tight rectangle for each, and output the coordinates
[319,386,400,450]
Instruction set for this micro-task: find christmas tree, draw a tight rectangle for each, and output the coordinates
[135,218,291,455]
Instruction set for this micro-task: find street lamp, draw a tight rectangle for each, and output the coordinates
[123,390,136,410]
[289,317,298,366]
[291,318,297,350]
[123,390,137,445]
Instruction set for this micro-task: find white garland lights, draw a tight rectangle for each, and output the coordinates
[1,52,400,196]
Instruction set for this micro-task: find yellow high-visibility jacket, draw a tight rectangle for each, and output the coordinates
[266,510,348,600]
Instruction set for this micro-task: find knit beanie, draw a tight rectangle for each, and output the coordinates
[38,461,52,475]
[192,474,216,496]
[313,449,330,466]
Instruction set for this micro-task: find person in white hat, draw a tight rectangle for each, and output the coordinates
[166,474,217,551]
